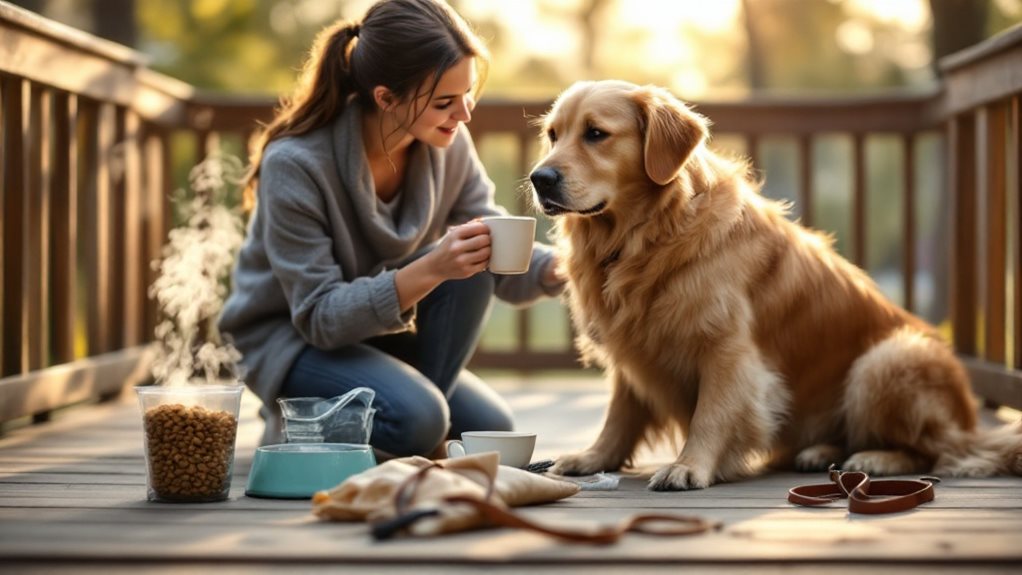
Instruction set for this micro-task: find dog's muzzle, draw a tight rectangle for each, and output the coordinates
[530,167,562,198]
[528,167,567,215]
[529,166,608,216]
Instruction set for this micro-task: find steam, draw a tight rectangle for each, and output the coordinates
[149,154,246,387]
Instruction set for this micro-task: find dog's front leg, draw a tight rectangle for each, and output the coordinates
[649,343,780,491]
[551,370,649,476]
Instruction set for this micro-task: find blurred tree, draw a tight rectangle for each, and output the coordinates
[579,0,611,76]
[8,0,136,46]
[741,0,766,90]
[93,0,137,47]
[7,0,43,15]
[930,0,988,70]
[742,0,930,93]
[134,0,349,93]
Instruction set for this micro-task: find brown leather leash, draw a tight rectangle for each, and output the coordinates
[788,465,939,514]
[442,494,721,545]
[372,461,721,543]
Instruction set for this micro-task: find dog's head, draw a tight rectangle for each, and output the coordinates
[529,80,709,217]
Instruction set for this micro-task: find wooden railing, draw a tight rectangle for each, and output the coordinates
[1,1,1019,424]
[941,27,1022,408]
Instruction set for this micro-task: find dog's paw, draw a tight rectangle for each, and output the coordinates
[648,462,713,491]
[795,444,844,472]
[550,450,615,476]
[843,450,923,476]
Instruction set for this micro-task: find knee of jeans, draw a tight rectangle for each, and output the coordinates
[498,411,514,432]
[484,404,514,433]
[390,402,451,457]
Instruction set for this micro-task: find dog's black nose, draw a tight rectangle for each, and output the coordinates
[529,167,562,197]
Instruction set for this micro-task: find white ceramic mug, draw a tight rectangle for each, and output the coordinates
[481,216,536,274]
[446,431,537,468]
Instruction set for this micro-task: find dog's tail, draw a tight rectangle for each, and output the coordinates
[933,420,1022,477]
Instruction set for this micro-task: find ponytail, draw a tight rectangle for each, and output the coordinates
[243,0,491,212]
[243,21,360,212]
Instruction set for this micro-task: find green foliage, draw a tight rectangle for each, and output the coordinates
[137,0,352,92]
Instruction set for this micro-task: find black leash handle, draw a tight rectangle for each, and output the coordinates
[371,508,440,540]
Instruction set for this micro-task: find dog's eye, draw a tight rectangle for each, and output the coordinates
[547,129,557,143]
[584,127,608,142]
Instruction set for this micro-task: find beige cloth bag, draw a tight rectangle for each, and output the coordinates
[312,452,719,542]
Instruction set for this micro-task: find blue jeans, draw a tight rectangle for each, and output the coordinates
[281,272,513,456]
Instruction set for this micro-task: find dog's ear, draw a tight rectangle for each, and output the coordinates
[633,86,708,185]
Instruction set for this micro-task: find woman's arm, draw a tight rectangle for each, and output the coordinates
[260,149,415,348]
[394,221,491,311]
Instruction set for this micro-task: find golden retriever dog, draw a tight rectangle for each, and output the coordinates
[529,80,1022,490]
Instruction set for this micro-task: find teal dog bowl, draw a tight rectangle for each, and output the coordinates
[245,443,376,499]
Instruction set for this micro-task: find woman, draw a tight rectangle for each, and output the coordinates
[218,0,563,456]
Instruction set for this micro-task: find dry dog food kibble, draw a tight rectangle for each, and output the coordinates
[143,403,238,502]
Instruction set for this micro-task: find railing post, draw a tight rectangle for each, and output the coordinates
[141,127,172,340]
[798,135,813,228]
[1013,96,1022,370]
[902,134,916,313]
[77,99,105,356]
[982,103,1008,364]
[27,84,48,371]
[949,113,978,356]
[109,106,127,351]
[122,108,144,347]
[49,91,78,364]
[2,75,26,377]
[516,131,532,360]
[852,133,866,269]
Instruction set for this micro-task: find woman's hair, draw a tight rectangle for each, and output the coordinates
[243,0,490,210]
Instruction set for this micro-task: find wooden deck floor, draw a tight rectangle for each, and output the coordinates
[1,374,1021,574]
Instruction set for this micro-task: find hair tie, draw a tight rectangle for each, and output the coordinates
[351,24,360,37]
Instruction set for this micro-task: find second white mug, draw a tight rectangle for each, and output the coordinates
[446,430,537,468]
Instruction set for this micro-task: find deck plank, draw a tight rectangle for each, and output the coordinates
[0,375,1020,571]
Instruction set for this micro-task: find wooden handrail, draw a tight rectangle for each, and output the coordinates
[939,23,1022,116]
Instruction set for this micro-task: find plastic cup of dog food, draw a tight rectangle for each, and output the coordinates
[136,384,244,503]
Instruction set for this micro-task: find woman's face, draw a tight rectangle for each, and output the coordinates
[395,57,477,148]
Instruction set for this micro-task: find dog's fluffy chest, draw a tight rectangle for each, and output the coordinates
[567,248,711,366]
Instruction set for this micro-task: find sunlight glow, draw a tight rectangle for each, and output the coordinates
[839,0,933,69]
[891,40,931,68]
[294,0,340,26]
[455,0,949,98]
[190,0,230,20]
[461,0,743,98]
[846,0,929,31]
[615,0,741,33]
[671,68,709,97]
[836,19,874,55]
[608,0,742,98]
[460,1,581,58]
[995,0,1022,17]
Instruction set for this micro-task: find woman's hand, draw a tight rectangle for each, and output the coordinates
[395,222,490,312]
[427,221,492,280]
[543,252,566,287]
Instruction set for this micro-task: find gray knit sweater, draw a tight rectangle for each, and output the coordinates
[218,102,560,406]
